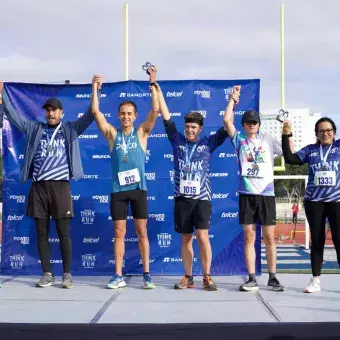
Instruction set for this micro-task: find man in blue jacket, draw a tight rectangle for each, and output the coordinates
[0,81,97,288]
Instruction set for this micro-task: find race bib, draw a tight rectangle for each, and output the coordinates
[241,162,267,178]
[180,180,200,195]
[118,168,141,186]
[314,171,336,186]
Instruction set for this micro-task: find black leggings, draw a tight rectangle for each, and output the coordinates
[35,218,72,273]
[304,200,340,276]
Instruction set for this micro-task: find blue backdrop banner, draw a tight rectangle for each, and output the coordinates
[1,79,261,276]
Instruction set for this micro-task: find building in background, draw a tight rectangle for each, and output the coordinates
[261,108,321,151]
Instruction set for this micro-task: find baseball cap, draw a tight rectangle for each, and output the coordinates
[241,110,261,125]
[42,98,63,110]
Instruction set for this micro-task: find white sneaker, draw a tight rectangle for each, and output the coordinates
[304,277,321,293]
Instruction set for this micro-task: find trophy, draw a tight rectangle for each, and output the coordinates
[276,109,289,123]
[142,62,156,75]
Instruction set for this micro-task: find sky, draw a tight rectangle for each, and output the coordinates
[1,0,339,125]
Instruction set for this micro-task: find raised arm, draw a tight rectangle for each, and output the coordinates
[282,120,303,165]
[138,68,160,136]
[223,85,240,138]
[154,82,171,121]
[0,82,32,133]
[91,74,116,142]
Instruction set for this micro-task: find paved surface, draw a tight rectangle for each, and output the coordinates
[0,274,339,323]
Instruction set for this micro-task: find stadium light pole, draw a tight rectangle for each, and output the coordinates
[275,2,286,172]
[124,3,129,81]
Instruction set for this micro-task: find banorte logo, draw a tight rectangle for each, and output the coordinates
[163,257,198,263]
[10,254,25,269]
[112,237,138,243]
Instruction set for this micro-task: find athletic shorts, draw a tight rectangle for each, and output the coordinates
[174,197,212,234]
[27,180,74,220]
[110,189,148,221]
[239,193,276,226]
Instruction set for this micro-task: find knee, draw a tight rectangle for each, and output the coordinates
[114,226,126,239]
[196,233,209,245]
[181,234,193,246]
[244,231,255,245]
[135,227,148,239]
[263,234,276,247]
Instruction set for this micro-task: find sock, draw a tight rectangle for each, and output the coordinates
[143,272,150,276]
[185,274,193,280]
[249,273,256,282]
[269,272,276,280]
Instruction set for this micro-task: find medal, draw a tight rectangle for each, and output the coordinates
[252,163,259,171]
[123,155,128,163]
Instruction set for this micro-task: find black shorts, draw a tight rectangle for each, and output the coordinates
[27,181,74,220]
[110,189,148,221]
[239,193,276,226]
[174,197,212,234]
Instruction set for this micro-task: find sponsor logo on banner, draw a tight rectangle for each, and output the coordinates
[164,154,174,161]
[13,237,30,245]
[72,194,80,200]
[149,133,167,138]
[83,175,99,179]
[163,257,198,263]
[19,154,24,159]
[194,90,211,98]
[139,258,156,265]
[210,173,229,177]
[7,215,24,221]
[224,87,234,99]
[76,93,107,99]
[80,210,95,224]
[147,196,156,201]
[119,92,151,98]
[219,110,244,116]
[166,91,183,98]
[92,154,111,159]
[145,149,151,163]
[221,212,239,218]
[219,153,237,158]
[82,254,97,268]
[10,254,25,269]
[9,195,26,203]
[157,233,172,248]
[49,238,60,243]
[112,237,138,243]
[149,213,165,222]
[212,193,229,199]
[145,173,156,180]
[109,259,126,267]
[38,259,63,264]
[78,112,111,118]
[83,237,100,244]
[79,134,98,139]
[92,195,109,203]
[168,196,174,200]
[157,112,181,117]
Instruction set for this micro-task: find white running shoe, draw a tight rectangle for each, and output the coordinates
[304,277,321,293]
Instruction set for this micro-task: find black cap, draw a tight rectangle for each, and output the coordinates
[241,110,261,125]
[42,98,63,110]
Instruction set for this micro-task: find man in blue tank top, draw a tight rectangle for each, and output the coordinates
[91,70,159,289]
[152,81,230,291]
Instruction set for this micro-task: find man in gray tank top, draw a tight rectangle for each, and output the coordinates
[91,70,159,289]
